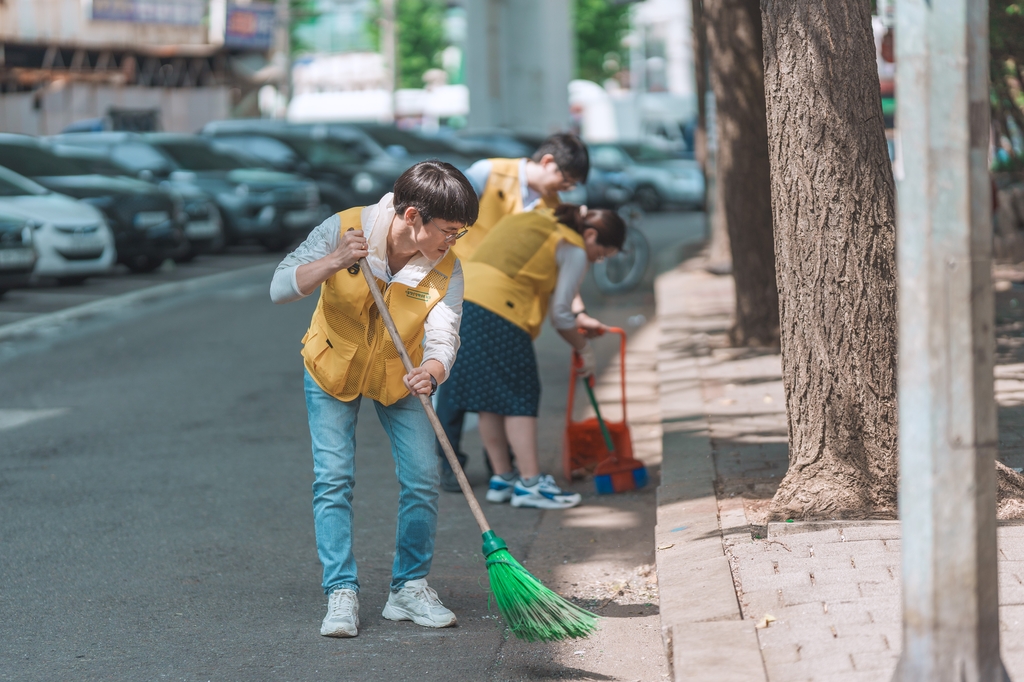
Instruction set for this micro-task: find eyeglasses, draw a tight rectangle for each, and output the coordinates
[427,219,469,243]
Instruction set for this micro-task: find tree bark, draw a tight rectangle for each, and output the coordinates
[761,0,898,519]
[705,0,779,346]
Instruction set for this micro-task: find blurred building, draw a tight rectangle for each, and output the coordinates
[0,0,283,134]
[566,0,697,149]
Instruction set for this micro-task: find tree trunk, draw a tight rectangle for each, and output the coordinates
[704,0,778,346]
[761,0,899,519]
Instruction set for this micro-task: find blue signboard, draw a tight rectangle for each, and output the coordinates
[91,0,205,25]
[225,3,276,50]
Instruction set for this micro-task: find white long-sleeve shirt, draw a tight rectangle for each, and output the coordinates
[270,193,463,380]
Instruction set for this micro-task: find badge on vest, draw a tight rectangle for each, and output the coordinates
[406,289,431,302]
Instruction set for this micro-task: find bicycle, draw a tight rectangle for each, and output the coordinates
[592,203,651,295]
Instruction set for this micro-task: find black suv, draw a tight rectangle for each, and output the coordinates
[0,134,184,272]
[201,120,405,213]
[51,133,226,260]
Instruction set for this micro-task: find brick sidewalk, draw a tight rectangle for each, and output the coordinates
[654,262,1024,681]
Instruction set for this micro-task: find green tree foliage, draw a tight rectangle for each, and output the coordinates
[290,0,322,56]
[575,0,630,82]
[991,1,1024,169]
[367,0,448,89]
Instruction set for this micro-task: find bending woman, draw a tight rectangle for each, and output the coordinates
[440,204,625,510]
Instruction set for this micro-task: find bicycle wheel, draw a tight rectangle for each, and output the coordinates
[593,224,651,295]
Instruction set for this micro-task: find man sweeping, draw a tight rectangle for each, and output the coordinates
[270,160,479,638]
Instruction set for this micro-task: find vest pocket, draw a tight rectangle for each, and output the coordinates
[303,321,359,393]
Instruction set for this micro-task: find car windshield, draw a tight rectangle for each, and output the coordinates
[287,137,366,167]
[210,136,298,168]
[0,143,97,176]
[110,142,176,173]
[151,141,249,171]
[620,144,683,162]
[359,126,454,155]
[0,166,49,196]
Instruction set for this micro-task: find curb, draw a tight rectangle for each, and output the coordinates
[0,262,276,344]
[653,265,768,682]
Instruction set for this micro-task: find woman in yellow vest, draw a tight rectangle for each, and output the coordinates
[435,133,592,492]
[441,204,626,510]
[270,161,478,638]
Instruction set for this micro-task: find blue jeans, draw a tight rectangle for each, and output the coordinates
[304,370,440,594]
[434,380,467,471]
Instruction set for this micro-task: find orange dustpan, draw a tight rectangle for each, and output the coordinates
[562,328,647,493]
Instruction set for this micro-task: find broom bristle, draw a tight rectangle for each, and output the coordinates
[485,547,599,642]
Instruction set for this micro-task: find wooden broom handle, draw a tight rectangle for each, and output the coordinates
[358,257,492,534]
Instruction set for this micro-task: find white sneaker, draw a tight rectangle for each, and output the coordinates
[381,579,457,628]
[485,474,517,503]
[510,474,582,510]
[320,588,359,637]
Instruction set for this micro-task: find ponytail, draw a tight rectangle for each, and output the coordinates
[553,203,626,250]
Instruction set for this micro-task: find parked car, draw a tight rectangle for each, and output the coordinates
[446,128,545,159]
[51,133,226,260]
[589,143,705,212]
[0,165,115,284]
[141,134,325,250]
[350,123,476,170]
[0,134,183,272]
[200,120,404,212]
[0,211,36,296]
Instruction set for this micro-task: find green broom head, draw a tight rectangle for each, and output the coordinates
[482,530,599,642]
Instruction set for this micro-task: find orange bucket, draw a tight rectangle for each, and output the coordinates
[562,327,635,480]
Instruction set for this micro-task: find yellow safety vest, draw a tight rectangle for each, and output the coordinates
[464,209,585,339]
[302,207,457,405]
[453,157,561,261]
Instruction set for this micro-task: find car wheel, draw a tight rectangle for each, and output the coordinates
[126,255,162,273]
[634,185,662,212]
[174,246,199,263]
[56,276,89,286]
[592,225,651,295]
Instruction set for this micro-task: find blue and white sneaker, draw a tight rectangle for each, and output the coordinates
[486,474,517,503]
[510,474,582,510]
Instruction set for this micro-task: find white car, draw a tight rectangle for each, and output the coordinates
[0,166,115,284]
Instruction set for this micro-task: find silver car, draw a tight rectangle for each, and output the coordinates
[588,143,705,212]
[0,166,115,284]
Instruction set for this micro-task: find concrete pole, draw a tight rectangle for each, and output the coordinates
[274,0,291,113]
[893,0,1008,680]
[380,0,398,95]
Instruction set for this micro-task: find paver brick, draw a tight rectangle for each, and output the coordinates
[835,524,902,541]
[815,601,875,625]
[806,539,890,558]
[795,634,890,662]
[737,571,814,594]
[781,581,864,606]
[759,641,802,665]
[856,580,900,599]
[850,651,901,673]
[805,566,896,587]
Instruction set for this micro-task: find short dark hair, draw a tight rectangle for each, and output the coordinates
[393,160,479,227]
[554,203,626,250]
[531,133,589,183]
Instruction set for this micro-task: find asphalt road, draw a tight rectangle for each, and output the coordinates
[0,210,705,682]
[0,248,281,329]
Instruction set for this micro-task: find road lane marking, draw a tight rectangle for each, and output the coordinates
[0,408,68,432]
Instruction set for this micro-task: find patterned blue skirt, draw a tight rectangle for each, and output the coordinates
[444,302,540,416]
